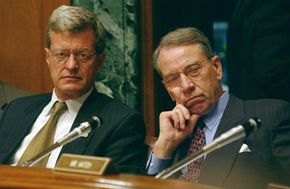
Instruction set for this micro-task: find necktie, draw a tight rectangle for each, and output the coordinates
[179,120,206,182]
[18,101,67,167]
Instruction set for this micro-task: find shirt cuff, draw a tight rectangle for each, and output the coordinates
[146,151,173,175]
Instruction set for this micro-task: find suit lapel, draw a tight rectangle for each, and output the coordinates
[60,89,101,155]
[199,95,248,186]
[0,96,50,162]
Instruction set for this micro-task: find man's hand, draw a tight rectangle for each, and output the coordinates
[153,104,200,159]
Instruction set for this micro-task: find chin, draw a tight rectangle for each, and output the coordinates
[60,83,85,90]
[58,86,87,97]
[189,104,209,115]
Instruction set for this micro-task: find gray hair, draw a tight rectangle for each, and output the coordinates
[46,5,106,54]
[153,27,214,73]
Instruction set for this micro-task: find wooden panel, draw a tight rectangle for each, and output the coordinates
[0,0,70,93]
[140,0,155,136]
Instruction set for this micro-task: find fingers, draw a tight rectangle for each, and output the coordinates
[159,104,201,132]
[157,105,201,156]
[170,104,193,130]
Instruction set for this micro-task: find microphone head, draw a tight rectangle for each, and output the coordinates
[244,117,261,136]
[249,117,261,127]
[90,116,101,129]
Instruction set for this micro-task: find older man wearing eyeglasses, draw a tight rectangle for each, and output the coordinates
[146,27,290,189]
[0,5,147,174]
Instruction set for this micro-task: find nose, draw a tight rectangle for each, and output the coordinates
[65,53,79,70]
[180,73,194,92]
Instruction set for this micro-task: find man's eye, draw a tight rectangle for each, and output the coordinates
[56,53,65,56]
[79,53,90,59]
[55,52,68,58]
[165,76,179,84]
[187,65,201,76]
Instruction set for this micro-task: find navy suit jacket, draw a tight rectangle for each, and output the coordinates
[172,95,290,189]
[0,89,147,174]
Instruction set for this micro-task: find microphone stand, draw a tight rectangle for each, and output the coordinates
[20,116,101,167]
[155,118,261,179]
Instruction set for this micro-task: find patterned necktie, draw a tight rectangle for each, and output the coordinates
[18,101,67,167]
[179,120,206,182]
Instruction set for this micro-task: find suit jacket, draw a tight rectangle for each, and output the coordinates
[227,0,290,102]
[0,89,147,174]
[173,95,290,189]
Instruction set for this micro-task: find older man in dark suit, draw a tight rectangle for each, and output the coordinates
[0,5,147,173]
[147,27,290,189]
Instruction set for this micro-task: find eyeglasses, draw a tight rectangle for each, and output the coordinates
[49,49,96,64]
[162,58,209,88]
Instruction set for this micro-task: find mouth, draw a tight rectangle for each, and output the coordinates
[185,96,204,109]
[60,76,81,81]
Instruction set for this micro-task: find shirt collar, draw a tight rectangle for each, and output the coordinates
[48,87,93,115]
[203,91,229,131]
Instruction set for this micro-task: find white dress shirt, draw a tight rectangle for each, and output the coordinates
[10,88,93,168]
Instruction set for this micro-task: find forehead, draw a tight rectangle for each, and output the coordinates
[50,28,95,49]
[158,44,204,76]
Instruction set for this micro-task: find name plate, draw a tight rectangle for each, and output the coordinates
[55,153,117,175]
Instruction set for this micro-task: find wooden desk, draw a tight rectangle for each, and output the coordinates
[0,165,222,189]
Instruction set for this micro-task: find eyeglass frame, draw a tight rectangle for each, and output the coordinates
[161,58,210,88]
[49,48,96,64]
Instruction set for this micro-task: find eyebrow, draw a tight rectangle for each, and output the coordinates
[163,61,202,78]
[52,48,92,51]
[184,61,201,69]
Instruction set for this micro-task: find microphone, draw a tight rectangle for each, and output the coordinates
[20,116,101,167]
[155,117,261,179]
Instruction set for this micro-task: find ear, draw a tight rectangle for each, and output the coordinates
[96,53,106,72]
[44,48,50,65]
[211,55,223,81]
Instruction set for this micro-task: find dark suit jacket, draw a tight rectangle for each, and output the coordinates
[0,89,147,174]
[173,95,290,189]
[227,0,290,102]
